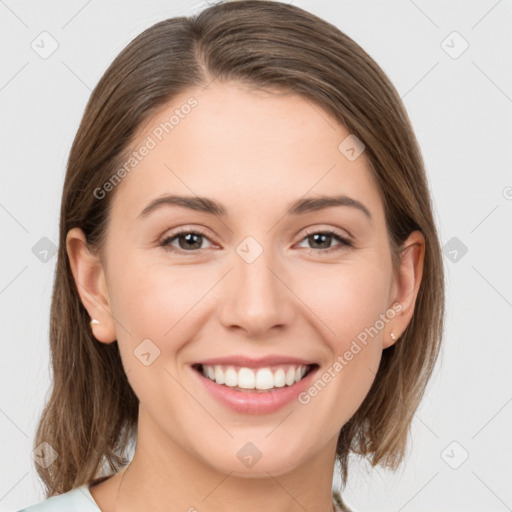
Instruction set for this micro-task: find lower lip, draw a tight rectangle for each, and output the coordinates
[191,365,318,415]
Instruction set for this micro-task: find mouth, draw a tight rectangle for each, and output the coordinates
[191,363,319,393]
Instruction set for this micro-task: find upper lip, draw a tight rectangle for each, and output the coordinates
[193,355,317,368]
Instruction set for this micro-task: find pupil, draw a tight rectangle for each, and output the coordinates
[180,233,201,250]
[311,233,330,249]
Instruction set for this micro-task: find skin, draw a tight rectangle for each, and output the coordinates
[67,81,424,512]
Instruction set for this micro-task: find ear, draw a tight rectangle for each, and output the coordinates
[383,230,425,349]
[66,227,117,344]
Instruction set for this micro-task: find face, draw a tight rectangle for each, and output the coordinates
[69,81,422,479]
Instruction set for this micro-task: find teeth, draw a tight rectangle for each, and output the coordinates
[225,367,237,387]
[238,367,256,389]
[200,364,310,390]
[274,368,286,387]
[285,367,296,386]
[214,365,225,385]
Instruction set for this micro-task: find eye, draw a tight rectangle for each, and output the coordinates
[160,228,214,254]
[296,229,353,254]
[159,227,353,256]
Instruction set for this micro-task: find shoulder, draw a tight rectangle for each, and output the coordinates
[15,484,101,512]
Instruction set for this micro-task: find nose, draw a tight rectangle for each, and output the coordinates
[218,243,296,337]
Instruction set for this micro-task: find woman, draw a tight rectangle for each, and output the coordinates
[17,1,444,511]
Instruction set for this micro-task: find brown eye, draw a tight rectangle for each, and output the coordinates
[160,229,213,253]
[297,230,352,253]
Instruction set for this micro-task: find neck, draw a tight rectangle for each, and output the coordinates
[112,409,338,512]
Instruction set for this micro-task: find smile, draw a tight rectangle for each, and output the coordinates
[194,363,316,392]
[191,362,319,414]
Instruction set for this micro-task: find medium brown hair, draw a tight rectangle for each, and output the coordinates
[34,0,444,497]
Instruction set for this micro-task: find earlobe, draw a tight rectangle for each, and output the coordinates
[65,227,117,344]
[384,230,425,349]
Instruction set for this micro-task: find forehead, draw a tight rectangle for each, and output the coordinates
[109,81,384,224]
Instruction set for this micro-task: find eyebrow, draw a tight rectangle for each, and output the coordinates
[137,194,372,221]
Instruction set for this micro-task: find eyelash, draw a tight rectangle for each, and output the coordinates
[159,227,353,256]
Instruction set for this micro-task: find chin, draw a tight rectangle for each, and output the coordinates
[200,440,313,478]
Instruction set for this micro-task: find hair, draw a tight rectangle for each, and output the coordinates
[34,0,444,500]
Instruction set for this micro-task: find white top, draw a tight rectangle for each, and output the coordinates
[15,484,101,511]
[16,485,349,511]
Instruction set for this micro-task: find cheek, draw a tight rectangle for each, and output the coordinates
[293,265,390,429]
[109,253,205,336]
[298,259,392,345]
[107,259,206,397]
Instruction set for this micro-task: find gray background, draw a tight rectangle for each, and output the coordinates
[1,1,511,511]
